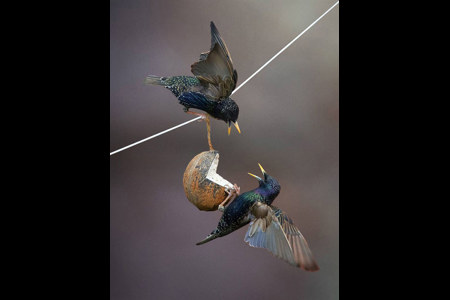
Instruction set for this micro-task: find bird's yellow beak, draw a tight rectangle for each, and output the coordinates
[248,172,262,181]
[233,122,241,134]
[228,122,241,136]
[248,163,266,181]
[258,163,266,175]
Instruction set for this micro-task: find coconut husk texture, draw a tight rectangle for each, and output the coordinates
[183,150,233,211]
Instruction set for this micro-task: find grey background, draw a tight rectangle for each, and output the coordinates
[110,0,338,299]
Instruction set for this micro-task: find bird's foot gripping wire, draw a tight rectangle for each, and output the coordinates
[218,184,240,212]
[185,110,207,122]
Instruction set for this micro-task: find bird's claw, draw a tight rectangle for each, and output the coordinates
[233,184,240,196]
[225,183,240,196]
[219,183,240,212]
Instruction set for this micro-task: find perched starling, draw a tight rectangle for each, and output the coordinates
[196,164,319,271]
[145,21,240,150]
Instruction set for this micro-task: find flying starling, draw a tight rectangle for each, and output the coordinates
[196,164,319,271]
[145,21,240,150]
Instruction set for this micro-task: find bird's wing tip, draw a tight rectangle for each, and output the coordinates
[301,263,320,272]
[210,21,218,33]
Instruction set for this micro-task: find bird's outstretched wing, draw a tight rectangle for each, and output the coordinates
[271,206,320,271]
[244,203,297,267]
[191,22,238,100]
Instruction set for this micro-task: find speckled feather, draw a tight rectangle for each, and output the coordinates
[196,166,319,271]
[196,172,280,245]
[146,75,201,98]
[145,22,240,125]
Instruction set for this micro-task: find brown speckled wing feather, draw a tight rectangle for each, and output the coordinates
[191,22,237,100]
[272,206,320,271]
[244,204,297,267]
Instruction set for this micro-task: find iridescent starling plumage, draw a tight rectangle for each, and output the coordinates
[150,76,201,98]
[145,22,241,149]
[196,164,319,271]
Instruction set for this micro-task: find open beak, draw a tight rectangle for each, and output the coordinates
[248,163,266,181]
[233,122,241,134]
[228,122,241,136]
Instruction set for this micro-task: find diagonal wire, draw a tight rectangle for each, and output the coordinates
[109,117,202,156]
[110,1,339,156]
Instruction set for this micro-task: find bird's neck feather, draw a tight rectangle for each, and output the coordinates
[254,185,279,204]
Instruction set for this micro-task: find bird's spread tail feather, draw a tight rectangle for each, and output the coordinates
[145,75,166,86]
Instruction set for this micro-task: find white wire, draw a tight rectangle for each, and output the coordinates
[109,116,202,156]
[110,1,339,156]
[231,0,339,95]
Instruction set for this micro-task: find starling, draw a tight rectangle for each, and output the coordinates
[145,21,240,150]
[196,164,319,271]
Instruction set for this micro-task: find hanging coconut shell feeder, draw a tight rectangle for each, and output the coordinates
[183,150,235,211]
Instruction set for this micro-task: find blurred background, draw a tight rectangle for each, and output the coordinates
[110,0,338,299]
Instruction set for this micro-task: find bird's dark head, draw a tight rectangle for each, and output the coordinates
[248,164,281,203]
[216,98,240,135]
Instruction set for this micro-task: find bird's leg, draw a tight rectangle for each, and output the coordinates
[205,115,214,151]
[218,184,241,212]
[185,110,214,150]
[218,192,232,212]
